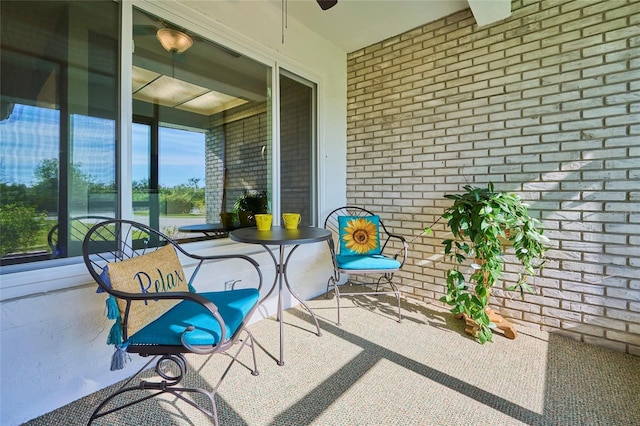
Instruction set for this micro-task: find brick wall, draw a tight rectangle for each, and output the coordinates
[205,101,268,222]
[346,0,640,354]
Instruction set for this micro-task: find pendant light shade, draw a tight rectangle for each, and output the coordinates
[156,28,193,54]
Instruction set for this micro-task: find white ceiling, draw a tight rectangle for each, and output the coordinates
[274,0,511,52]
[279,0,468,53]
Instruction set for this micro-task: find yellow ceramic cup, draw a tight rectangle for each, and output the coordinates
[282,213,301,230]
[255,214,273,231]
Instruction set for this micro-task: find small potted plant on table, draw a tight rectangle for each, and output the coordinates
[435,183,548,343]
[233,190,268,225]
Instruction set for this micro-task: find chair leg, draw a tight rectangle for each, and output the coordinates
[335,283,342,326]
[377,275,402,323]
[327,275,344,325]
[331,275,402,325]
[393,286,402,323]
[212,329,259,395]
[88,353,219,425]
[326,275,337,299]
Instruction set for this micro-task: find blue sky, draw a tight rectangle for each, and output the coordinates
[132,123,205,187]
[1,104,204,188]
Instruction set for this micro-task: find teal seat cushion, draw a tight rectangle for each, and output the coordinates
[336,254,400,270]
[128,288,259,347]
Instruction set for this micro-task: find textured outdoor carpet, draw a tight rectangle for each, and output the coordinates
[24,291,640,425]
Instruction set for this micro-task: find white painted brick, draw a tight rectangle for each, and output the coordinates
[583,105,629,118]
[560,321,605,337]
[583,295,628,310]
[607,70,640,85]
[605,265,640,280]
[541,307,582,321]
[540,112,582,125]
[561,75,604,91]
[606,113,640,126]
[582,169,628,181]
[584,83,628,98]
[583,0,628,16]
[606,330,640,347]
[607,308,640,324]
[540,130,581,143]
[561,159,604,171]
[583,232,628,245]
[583,336,627,353]
[607,288,640,302]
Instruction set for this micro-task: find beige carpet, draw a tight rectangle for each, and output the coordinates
[24,291,640,425]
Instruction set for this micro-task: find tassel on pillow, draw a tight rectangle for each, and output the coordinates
[107,317,123,346]
[110,343,130,371]
[105,294,119,320]
[96,266,112,293]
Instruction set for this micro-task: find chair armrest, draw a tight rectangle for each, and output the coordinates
[175,249,263,293]
[110,289,218,311]
[383,233,409,267]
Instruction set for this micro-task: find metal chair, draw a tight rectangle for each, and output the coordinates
[48,215,115,258]
[82,219,263,425]
[324,206,408,325]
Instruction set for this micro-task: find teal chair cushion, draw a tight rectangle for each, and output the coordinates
[336,254,400,270]
[338,215,382,255]
[128,288,259,347]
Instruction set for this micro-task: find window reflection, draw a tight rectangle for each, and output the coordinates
[0,0,119,264]
[0,2,317,266]
[132,7,272,237]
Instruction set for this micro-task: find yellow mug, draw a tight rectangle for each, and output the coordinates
[254,214,273,231]
[282,213,301,230]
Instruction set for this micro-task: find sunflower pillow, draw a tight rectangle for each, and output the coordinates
[338,215,381,256]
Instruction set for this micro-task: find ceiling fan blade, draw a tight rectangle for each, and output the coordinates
[317,0,338,11]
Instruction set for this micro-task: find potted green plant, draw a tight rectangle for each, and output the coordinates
[434,183,548,343]
[233,190,268,225]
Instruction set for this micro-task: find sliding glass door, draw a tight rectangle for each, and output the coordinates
[279,71,317,226]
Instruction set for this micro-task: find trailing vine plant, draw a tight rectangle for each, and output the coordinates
[435,183,548,343]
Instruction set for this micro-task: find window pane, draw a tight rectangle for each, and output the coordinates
[132,121,152,227]
[132,7,271,237]
[0,1,119,265]
[280,72,316,226]
[132,121,206,238]
[159,127,206,238]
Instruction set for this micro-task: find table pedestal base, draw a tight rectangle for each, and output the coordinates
[264,244,322,366]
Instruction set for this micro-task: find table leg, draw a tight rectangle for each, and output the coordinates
[283,245,322,337]
[258,246,279,314]
[277,246,285,366]
[259,243,322,366]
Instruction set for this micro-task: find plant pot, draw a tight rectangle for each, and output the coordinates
[220,212,235,228]
[238,210,255,225]
[457,309,518,340]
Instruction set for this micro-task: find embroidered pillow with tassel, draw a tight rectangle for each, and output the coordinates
[105,244,190,339]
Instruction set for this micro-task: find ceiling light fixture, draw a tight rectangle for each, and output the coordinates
[156,28,193,54]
